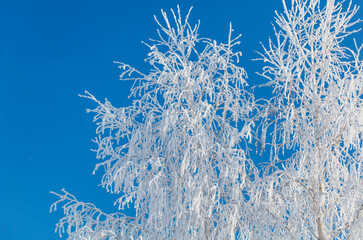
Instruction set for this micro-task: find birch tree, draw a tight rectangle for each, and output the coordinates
[51,0,363,239]
[251,0,363,239]
[51,7,255,239]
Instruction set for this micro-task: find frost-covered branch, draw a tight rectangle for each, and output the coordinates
[52,6,256,239]
[253,0,363,239]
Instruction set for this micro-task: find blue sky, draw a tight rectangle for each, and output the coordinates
[1,0,362,239]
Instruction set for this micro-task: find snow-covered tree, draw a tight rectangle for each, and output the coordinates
[250,0,363,239]
[51,7,255,239]
[51,0,363,239]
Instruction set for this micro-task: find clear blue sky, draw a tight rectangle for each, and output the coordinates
[1,0,362,239]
